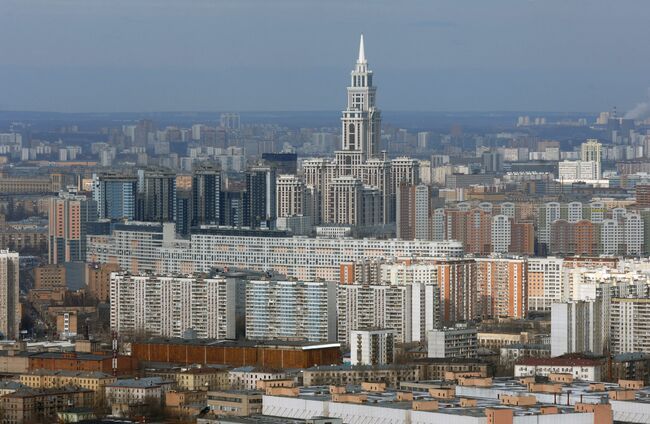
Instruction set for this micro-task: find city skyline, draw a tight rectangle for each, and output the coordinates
[3,2,650,422]
[1,0,650,113]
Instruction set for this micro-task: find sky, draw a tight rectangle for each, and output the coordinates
[1,0,649,113]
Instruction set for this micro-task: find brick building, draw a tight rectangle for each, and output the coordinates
[131,338,341,369]
[27,351,138,376]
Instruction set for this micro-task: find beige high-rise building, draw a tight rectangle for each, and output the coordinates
[300,36,422,226]
[0,251,19,339]
[580,139,602,179]
[390,157,420,194]
[327,176,362,225]
[276,174,305,218]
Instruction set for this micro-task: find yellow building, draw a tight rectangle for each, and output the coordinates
[149,367,229,391]
[20,370,116,392]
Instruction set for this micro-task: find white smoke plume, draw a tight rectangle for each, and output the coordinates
[625,88,650,120]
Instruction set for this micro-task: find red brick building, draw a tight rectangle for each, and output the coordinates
[131,339,341,369]
[28,351,138,375]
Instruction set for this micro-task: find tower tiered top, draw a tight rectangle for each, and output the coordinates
[341,34,381,161]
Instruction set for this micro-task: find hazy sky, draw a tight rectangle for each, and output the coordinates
[1,0,649,113]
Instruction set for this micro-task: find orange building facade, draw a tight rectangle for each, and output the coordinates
[131,339,341,369]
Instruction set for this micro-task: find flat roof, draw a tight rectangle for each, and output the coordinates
[267,385,587,418]
[138,338,340,350]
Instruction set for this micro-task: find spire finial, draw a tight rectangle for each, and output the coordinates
[358,34,366,64]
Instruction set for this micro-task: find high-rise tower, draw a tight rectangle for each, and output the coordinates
[340,34,381,162]
[0,250,19,340]
[302,35,401,227]
[49,190,98,264]
[192,164,222,227]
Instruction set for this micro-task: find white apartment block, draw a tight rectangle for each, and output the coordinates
[380,262,441,341]
[414,184,430,240]
[567,201,583,223]
[551,300,604,357]
[567,267,650,302]
[431,208,445,241]
[527,257,563,311]
[88,222,464,281]
[427,325,478,359]
[110,273,241,339]
[245,280,336,342]
[514,362,601,382]
[610,298,650,354]
[337,284,412,345]
[228,367,289,390]
[491,214,511,253]
[600,213,643,256]
[558,160,598,181]
[350,329,395,366]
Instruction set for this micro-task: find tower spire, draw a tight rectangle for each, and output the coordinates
[358,34,366,64]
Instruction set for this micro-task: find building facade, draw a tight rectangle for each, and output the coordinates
[110,273,243,339]
[0,250,19,339]
[48,190,97,264]
[350,329,395,366]
[246,280,336,342]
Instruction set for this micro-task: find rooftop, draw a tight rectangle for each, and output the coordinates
[197,413,307,423]
[267,385,585,418]
[107,377,173,389]
[304,364,417,372]
[5,386,93,398]
[28,351,113,361]
[139,337,340,350]
[25,369,113,378]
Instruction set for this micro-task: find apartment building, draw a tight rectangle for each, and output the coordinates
[0,387,94,424]
[527,257,563,311]
[337,284,412,344]
[105,377,174,404]
[276,174,306,218]
[228,367,289,390]
[110,272,245,339]
[48,190,97,264]
[302,364,419,387]
[19,370,116,392]
[206,390,262,416]
[246,280,336,342]
[0,250,19,339]
[350,329,395,366]
[475,257,527,319]
[88,221,464,280]
[611,298,650,354]
[427,325,478,359]
[551,300,604,357]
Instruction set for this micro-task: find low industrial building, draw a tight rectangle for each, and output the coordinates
[132,338,341,369]
[262,383,612,424]
[27,351,138,375]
